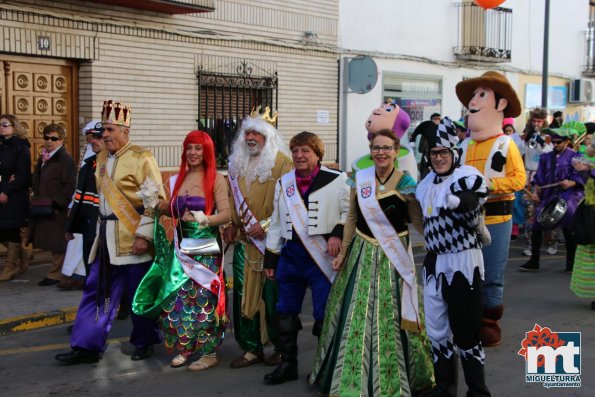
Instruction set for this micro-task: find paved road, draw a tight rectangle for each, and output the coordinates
[0,238,593,396]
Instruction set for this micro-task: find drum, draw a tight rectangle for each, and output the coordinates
[537,197,568,230]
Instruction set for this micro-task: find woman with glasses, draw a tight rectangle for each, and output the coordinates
[30,124,77,286]
[310,128,435,396]
[0,115,32,281]
[133,130,231,371]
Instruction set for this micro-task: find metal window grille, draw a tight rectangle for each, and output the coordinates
[454,2,513,63]
[197,61,278,168]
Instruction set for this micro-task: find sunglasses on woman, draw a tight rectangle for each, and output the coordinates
[0,122,13,128]
[43,135,61,142]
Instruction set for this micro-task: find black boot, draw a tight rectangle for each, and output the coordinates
[518,230,542,272]
[264,315,301,385]
[563,229,577,274]
[460,356,490,397]
[433,354,458,397]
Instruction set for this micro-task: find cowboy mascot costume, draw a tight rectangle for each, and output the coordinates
[455,72,526,347]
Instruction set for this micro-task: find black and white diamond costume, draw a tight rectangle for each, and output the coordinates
[416,117,491,396]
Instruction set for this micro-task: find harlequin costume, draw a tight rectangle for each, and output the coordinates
[226,109,293,367]
[456,71,526,347]
[417,118,490,396]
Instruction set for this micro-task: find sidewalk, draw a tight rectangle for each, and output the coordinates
[0,230,426,336]
[0,251,81,335]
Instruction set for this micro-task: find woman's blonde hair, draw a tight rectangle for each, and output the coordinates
[0,114,28,138]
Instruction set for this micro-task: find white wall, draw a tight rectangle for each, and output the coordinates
[339,0,590,169]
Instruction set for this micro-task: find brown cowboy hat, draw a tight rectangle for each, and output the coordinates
[455,71,521,118]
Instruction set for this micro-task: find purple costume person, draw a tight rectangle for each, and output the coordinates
[55,105,165,364]
[533,148,587,228]
[520,146,588,273]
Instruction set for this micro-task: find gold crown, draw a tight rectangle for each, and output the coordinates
[101,100,131,127]
[250,106,278,126]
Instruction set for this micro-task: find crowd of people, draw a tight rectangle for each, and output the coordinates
[0,69,594,397]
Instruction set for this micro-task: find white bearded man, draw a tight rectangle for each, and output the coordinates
[223,108,293,369]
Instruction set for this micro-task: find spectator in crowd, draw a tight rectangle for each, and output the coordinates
[263,131,349,385]
[431,113,442,124]
[60,121,104,290]
[31,124,77,286]
[549,111,563,129]
[454,119,467,145]
[223,108,293,369]
[310,129,435,397]
[0,114,31,281]
[55,100,164,365]
[417,118,490,397]
[521,108,556,256]
[579,123,594,162]
[410,120,437,180]
[519,124,588,273]
[502,118,524,240]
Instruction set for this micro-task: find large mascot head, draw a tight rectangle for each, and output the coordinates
[455,71,521,142]
[365,100,411,140]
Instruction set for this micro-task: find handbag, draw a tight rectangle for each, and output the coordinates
[572,199,595,245]
[30,197,54,217]
[180,237,221,256]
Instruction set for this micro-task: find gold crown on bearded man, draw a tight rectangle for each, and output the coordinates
[250,106,278,126]
[101,100,132,127]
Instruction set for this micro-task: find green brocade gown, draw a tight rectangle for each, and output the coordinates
[133,221,227,357]
[310,233,435,397]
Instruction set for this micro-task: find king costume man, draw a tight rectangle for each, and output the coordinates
[55,100,166,365]
[224,107,293,368]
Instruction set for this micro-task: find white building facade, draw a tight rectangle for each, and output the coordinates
[338,0,592,169]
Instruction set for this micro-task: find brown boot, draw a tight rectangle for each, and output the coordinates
[479,305,503,347]
[18,243,30,274]
[0,242,21,281]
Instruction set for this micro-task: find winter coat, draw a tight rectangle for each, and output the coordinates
[0,136,31,230]
[29,146,76,252]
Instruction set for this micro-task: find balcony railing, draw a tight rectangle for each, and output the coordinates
[87,0,215,14]
[585,19,595,76]
[454,2,513,63]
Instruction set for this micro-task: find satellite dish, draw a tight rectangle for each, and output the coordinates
[347,56,378,94]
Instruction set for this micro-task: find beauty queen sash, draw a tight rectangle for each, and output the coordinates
[229,173,266,255]
[281,171,335,283]
[355,166,421,331]
[98,161,140,235]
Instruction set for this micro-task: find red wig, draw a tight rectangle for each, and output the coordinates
[171,130,217,215]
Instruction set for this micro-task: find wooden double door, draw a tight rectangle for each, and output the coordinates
[0,56,79,168]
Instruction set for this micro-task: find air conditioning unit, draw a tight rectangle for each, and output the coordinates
[569,79,594,103]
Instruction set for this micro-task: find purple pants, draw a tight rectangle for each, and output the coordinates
[70,258,161,353]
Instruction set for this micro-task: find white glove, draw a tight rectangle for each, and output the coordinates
[190,210,209,226]
[444,194,461,210]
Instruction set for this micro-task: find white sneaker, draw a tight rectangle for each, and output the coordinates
[546,244,558,255]
[523,247,532,256]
